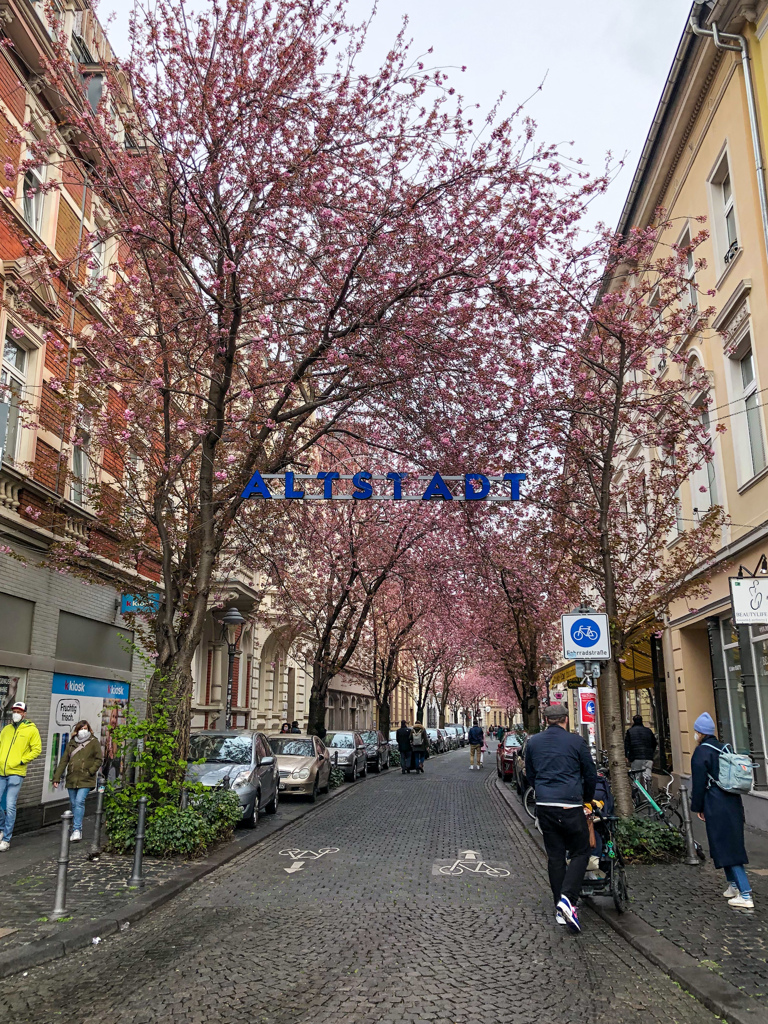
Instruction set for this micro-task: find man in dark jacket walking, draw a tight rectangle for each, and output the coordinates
[396,721,413,774]
[467,719,484,770]
[525,704,597,933]
[624,715,657,785]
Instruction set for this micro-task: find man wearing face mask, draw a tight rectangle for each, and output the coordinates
[0,701,42,851]
[52,719,103,843]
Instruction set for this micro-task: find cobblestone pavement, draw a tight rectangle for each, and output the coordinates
[4,751,720,1024]
[626,855,768,998]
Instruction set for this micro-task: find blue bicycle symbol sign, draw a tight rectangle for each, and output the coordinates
[570,618,601,648]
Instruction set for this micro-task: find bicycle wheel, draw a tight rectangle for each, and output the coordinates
[661,802,684,830]
[610,857,629,913]
[523,786,536,819]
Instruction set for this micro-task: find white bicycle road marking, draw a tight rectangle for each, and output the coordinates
[432,847,510,879]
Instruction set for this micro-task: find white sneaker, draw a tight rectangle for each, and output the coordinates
[0,840,9,852]
[70,830,82,842]
[555,910,566,926]
[728,893,754,909]
[723,884,739,899]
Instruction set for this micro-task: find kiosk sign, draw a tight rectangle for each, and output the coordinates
[561,613,611,661]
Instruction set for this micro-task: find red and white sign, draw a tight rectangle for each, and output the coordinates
[579,689,597,725]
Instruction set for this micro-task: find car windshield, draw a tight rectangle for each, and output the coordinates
[324,732,354,748]
[427,730,438,739]
[189,735,252,764]
[504,736,520,748]
[268,738,315,757]
[389,731,397,740]
[361,731,379,744]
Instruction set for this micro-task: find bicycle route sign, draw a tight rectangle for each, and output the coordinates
[561,613,611,661]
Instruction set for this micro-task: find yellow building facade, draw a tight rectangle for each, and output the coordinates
[620,0,768,826]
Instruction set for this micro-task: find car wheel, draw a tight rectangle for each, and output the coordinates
[383,754,389,770]
[321,767,331,793]
[361,760,367,778]
[308,778,319,803]
[497,766,502,778]
[241,795,257,829]
[265,784,279,815]
[373,756,381,773]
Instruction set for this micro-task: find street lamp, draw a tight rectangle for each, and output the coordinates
[219,606,246,729]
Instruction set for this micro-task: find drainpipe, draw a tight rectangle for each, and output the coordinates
[690,13,768,260]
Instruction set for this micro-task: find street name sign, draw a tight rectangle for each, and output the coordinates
[561,613,611,661]
[730,577,768,625]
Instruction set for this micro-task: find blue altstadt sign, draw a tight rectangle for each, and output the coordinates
[240,471,526,502]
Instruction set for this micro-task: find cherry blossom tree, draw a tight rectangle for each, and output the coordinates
[4,0,602,744]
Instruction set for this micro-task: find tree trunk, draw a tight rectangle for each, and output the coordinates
[377,699,391,737]
[522,681,540,734]
[147,657,194,763]
[600,657,633,816]
[415,700,425,723]
[307,689,327,737]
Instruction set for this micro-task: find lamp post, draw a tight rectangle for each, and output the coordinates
[219,606,246,729]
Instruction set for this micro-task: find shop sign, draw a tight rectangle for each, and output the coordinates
[120,592,160,616]
[561,613,611,661]
[241,471,527,502]
[43,674,130,803]
[729,577,768,624]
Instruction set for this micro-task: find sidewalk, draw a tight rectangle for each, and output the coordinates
[495,777,766,1024]
[0,781,354,979]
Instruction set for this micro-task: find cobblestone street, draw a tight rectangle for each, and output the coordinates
[4,749,720,1024]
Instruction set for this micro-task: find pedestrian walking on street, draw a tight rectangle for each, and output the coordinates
[690,711,754,909]
[396,720,413,773]
[624,715,657,785]
[496,725,505,743]
[52,720,103,842]
[0,701,42,851]
[479,734,487,768]
[280,722,291,734]
[290,721,301,734]
[411,719,428,773]
[524,703,597,933]
[468,719,484,770]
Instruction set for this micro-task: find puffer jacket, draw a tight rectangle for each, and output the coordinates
[53,735,103,789]
[0,720,42,777]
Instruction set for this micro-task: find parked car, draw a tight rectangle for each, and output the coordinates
[449,724,466,747]
[512,738,530,794]
[497,732,523,782]
[443,726,461,750]
[360,730,390,772]
[324,731,367,781]
[267,734,332,801]
[187,730,279,827]
[426,728,445,754]
[438,727,452,751]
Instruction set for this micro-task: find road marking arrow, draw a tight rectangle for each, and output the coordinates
[284,860,305,874]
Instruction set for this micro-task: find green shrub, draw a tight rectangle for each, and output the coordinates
[389,749,401,768]
[144,805,211,858]
[192,788,243,842]
[616,817,686,864]
[328,767,346,790]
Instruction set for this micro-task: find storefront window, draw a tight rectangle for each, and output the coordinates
[720,618,751,752]
[749,625,768,774]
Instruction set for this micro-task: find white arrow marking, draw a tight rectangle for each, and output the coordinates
[284,860,305,874]
[464,850,478,861]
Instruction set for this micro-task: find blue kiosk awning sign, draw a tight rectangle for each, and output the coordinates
[240,471,526,502]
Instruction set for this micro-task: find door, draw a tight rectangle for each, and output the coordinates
[256,734,275,808]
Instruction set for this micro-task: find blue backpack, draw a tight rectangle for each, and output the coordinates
[702,742,754,794]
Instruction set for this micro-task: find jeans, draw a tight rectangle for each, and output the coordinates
[536,805,591,906]
[400,750,412,771]
[68,787,90,832]
[0,774,24,843]
[413,750,425,770]
[725,864,752,896]
[470,744,482,766]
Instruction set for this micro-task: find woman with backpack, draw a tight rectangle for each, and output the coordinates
[690,712,753,909]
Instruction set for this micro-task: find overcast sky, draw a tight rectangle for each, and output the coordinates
[101,0,693,228]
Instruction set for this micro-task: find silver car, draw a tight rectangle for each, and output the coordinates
[443,726,460,750]
[187,730,280,828]
[324,731,367,781]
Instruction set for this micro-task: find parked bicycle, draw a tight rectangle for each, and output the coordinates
[630,768,683,828]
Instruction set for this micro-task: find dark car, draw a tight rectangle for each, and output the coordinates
[426,728,445,754]
[497,732,523,782]
[187,730,280,827]
[360,730,390,772]
[512,737,530,794]
[324,731,367,781]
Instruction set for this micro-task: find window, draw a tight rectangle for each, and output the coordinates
[680,228,698,312]
[723,173,738,256]
[710,153,740,268]
[0,337,27,463]
[740,348,766,477]
[698,404,719,509]
[22,165,46,235]
[71,406,92,505]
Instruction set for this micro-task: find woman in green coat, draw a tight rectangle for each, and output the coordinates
[53,719,103,842]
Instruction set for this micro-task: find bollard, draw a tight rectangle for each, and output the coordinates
[51,810,74,920]
[88,779,106,862]
[180,788,189,811]
[678,784,702,866]
[128,796,148,886]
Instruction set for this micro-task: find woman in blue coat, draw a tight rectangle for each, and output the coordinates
[690,712,753,909]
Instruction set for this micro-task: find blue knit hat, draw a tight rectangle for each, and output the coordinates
[694,712,716,735]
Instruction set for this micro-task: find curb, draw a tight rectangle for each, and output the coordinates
[493,779,766,1024]
[0,777,361,980]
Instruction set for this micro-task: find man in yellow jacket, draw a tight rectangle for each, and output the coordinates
[0,701,42,851]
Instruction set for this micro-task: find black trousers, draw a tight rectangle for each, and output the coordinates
[536,805,591,906]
